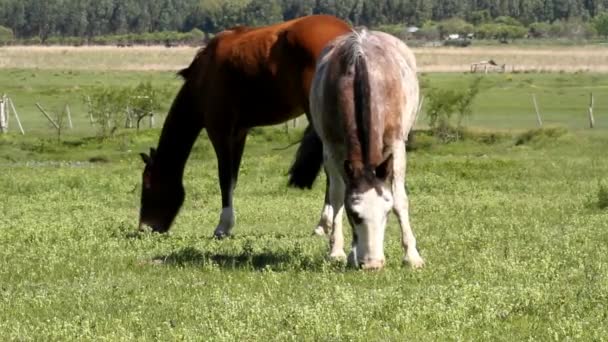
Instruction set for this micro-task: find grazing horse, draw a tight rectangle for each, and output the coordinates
[138,15,351,236]
[293,28,424,269]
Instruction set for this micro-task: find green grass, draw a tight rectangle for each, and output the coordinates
[1,125,608,340]
[1,69,607,137]
[1,66,608,339]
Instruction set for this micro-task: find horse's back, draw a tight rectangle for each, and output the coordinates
[181,15,352,128]
[311,30,419,162]
[316,30,418,133]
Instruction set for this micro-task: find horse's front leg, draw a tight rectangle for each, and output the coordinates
[391,142,424,268]
[210,128,248,238]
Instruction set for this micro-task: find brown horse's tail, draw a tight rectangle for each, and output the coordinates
[288,123,324,189]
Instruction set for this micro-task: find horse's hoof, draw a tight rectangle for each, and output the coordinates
[213,231,231,240]
[329,250,347,261]
[404,254,425,269]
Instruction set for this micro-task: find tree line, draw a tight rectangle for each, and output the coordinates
[0,0,607,42]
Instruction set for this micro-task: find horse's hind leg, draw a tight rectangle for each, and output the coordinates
[209,127,248,238]
[391,142,425,268]
[325,157,346,260]
[313,176,332,236]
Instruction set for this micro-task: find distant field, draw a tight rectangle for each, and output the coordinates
[1,45,608,72]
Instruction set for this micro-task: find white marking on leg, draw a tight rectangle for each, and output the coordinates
[313,203,333,236]
[391,144,424,268]
[214,206,235,237]
[327,161,346,260]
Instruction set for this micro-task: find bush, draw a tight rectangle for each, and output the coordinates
[85,87,130,138]
[529,22,552,38]
[425,77,483,142]
[549,18,596,39]
[85,82,168,137]
[514,127,569,146]
[475,23,527,42]
[437,18,474,39]
[598,183,608,209]
[414,24,440,41]
[127,82,164,131]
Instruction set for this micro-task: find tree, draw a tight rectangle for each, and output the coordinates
[594,11,608,38]
[0,25,13,44]
[243,0,283,26]
[437,18,474,38]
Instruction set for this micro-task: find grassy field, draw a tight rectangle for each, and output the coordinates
[1,125,608,340]
[1,45,608,339]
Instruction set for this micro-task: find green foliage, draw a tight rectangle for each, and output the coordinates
[128,81,164,131]
[414,21,440,40]
[593,12,608,39]
[514,127,570,146]
[426,77,483,142]
[0,25,14,44]
[85,81,169,136]
[0,0,606,41]
[475,23,528,42]
[85,87,129,138]
[598,183,608,209]
[437,18,474,38]
[529,22,552,38]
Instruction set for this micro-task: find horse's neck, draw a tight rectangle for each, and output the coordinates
[154,88,202,181]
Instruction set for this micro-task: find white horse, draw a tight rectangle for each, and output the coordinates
[305,28,424,269]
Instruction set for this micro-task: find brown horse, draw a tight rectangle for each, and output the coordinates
[138,15,351,236]
[292,28,424,269]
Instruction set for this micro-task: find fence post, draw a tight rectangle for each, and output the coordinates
[588,92,595,129]
[66,104,73,129]
[532,94,542,128]
[0,95,6,134]
[36,103,60,129]
[8,98,25,135]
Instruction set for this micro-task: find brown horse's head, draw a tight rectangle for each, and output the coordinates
[138,148,184,233]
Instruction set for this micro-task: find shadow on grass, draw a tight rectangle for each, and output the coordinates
[151,246,338,272]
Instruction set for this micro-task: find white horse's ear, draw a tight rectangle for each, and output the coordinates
[376,154,393,181]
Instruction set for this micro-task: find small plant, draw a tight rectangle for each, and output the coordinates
[53,105,70,143]
[598,183,608,209]
[425,77,483,142]
[126,81,163,131]
[85,87,129,138]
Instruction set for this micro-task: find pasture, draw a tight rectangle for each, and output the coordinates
[1,47,608,340]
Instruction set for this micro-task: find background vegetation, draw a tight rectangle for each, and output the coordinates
[1,0,608,45]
